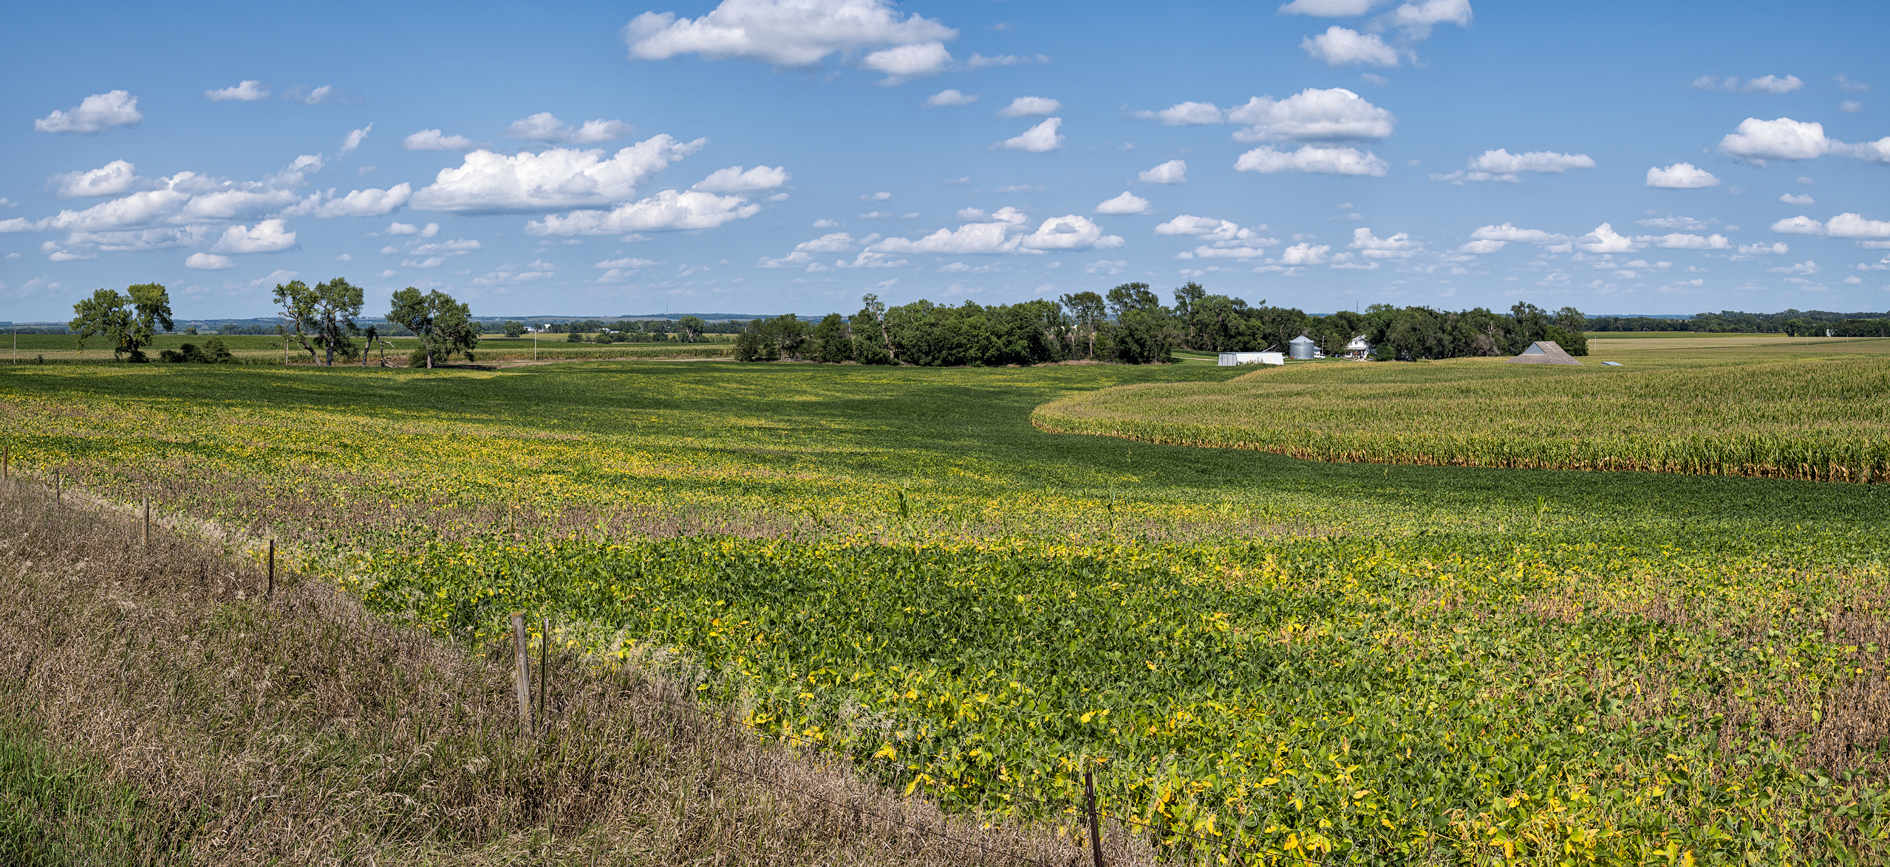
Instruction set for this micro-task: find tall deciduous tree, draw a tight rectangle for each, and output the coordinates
[274,278,365,366]
[388,287,479,368]
[70,283,173,362]
[1059,291,1105,359]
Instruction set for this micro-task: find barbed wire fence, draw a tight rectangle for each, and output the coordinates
[6,461,1348,867]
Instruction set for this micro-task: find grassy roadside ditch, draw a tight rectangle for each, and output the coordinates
[0,478,1138,866]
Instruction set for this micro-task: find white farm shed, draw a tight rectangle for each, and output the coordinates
[1218,352,1285,366]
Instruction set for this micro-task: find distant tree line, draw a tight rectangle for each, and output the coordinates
[733,284,1592,365]
[1588,309,1890,335]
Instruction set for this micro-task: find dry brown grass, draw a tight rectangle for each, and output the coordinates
[0,479,1152,866]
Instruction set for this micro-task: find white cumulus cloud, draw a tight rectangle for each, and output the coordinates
[693,165,790,193]
[525,189,761,235]
[36,91,143,133]
[1301,26,1399,67]
[1139,160,1187,184]
[210,219,296,253]
[309,183,413,218]
[1718,117,1829,165]
[52,160,144,198]
[205,80,269,102]
[927,89,976,106]
[1829,213,1890,239]
[1576,223,1638,253]
[411,135,706,212]
[1235,145,1387,176]
[1228,88,1394,142]
[1471,223,1572,246]
[1645,233,1730,250]
[1468,149,1593,174]
[869,209,1121,255]
[623,0,957,68]
[1781,193,1814,205]
[1646,162,1720,189]
[404,130,488,151]
[998,96,1062,117]
[1279,0,1384,14]
[1350,227,1421,257]
[185,252,235,270]
[340,124,372,154]
[862,41,952,81]
[1139,101,1224,125]
[1771,216,1824,234]
[1094,192,1150,215]
[998,117,1063,152]
[504,113,635,144]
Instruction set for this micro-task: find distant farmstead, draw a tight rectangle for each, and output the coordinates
[1218,351,1284,366]
[1506,341,1582,365]
[1344,336,1371,359]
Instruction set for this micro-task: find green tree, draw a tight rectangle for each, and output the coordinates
[678,315,706,343]
[850,295,895,365]
[274,278,364,366]
[1059,291,1106,359]
[502,320,527,338]
[1105,283,1174,364]
[69,283,173,362]
[388,287,479,368]
[807,313,853,363]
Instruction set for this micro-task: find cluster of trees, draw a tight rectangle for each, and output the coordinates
[734,284,1590,366]
[64,279,480,368]
[1588,309,1890,334]
[510,317,725,341]
[273,279,478,368]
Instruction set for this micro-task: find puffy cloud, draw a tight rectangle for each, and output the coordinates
[1227,88,1394,142]
[1277,242,1330,265]
[185,252,235,270]
[1349,227,1421,257]
[52,160,143,198]
[1770,215,1824,234]
[35,91,143,133]
[693,165,790,193]
[205,80,269,102]
[758,231,862,267]
[1471,223,1568,245]
[1576,223,1638,253]
[1841,137,1890,164]
[1739,242,1789,255]
[504,112,634,144]
[1718,117,1829,165]
[1837,74,1872,93]
[1301,26,1399,67]
[1434,149,1594,184]
[998,117,1063,152]
[1139,160,1187,184]
[1279,0,1383,14]
[1841,101,1865,113]
[869,209,1120,255]
[998,96,1062,117]
[1235,144,1388,176]
[411,136,706,212]
[12,156,324,234]
[1384,0,1472,37]
[1645,233,1731,250]
[1646,162,1720,189]
[210,219,296,253]
[1468,149,1593,174]
[862,41,952,81]
[1138,102,1224,125]
[1828,213,1890,239]
[1781,193,1815,205]
[596,257,657,268]
[1458,239,1506,254]
[340,124,372,154]
[403,129,488,151]
[56,226,212,253]
[1637,216,1712,230]
[623,0,956,68]
[1094,192,1150,215]
[1155,215,1273,254]
[309,184,413,218]
[525,189,761,235]
[927,89,976,106]
[388,222,440,236]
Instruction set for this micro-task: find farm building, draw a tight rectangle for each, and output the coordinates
[1506,341,1582,365]
[1344,336,1371,359]
[1289,335,1318,360]
[1218,351,1284,366]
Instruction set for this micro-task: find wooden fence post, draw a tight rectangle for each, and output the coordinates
[512,612,534,737]
[1086,766,1105,867]
[537,616,549,734]
[266,539,275,600]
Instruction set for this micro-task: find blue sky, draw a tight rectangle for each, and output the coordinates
[2,0,1887,321]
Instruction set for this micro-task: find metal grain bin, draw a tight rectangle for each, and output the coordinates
[1289,334,1317,360]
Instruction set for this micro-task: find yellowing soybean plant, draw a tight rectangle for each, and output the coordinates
[6,344,1890,864]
